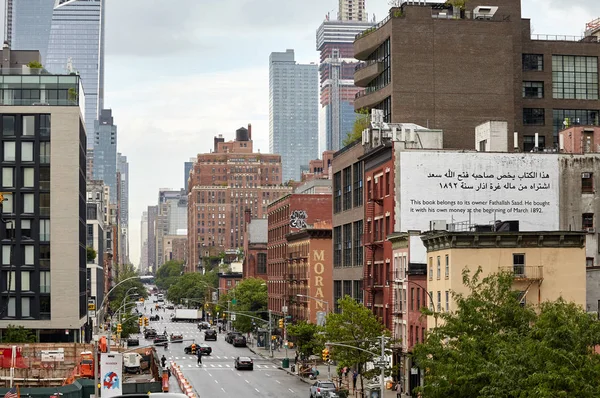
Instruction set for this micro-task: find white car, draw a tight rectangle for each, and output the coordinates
[309,380,337,398]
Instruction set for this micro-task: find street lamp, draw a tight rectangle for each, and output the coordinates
[95,275,141,334]
[296,294,330,324]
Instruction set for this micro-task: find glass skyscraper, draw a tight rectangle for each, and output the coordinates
[92,109,117,204]
[269,49,319,182]
[7,0,105,144]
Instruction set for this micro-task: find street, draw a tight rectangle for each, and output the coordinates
[136,295,308,397]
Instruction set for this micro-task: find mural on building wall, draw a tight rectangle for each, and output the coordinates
[290,210,308,229]
[399,152,560,231]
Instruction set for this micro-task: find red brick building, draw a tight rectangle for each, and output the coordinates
[286,221,333,324]
[267,194,333,316]
[219,272,243,295]
[242,209,268,281]
[187,126,292,272]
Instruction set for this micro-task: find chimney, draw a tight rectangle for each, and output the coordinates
[244,209,252,224]
[248,123,252,140]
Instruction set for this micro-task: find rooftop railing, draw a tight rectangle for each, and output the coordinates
[531,34,598,42]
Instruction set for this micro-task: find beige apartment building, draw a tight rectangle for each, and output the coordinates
[421,230,586,329]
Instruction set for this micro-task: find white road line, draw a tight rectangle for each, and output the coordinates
[289,389,295,393]
[210,364,215,367]
[255,388,260,393]
[214,380,219,384]
[226,365,230,368]
[245,380,250,384]
[275,380,281,384]
[218,365,222,368]
[272,365,277,368]
[237,373,241,376]
[265,373,270,377]
[216,356,221,359]
[221,388,226,393]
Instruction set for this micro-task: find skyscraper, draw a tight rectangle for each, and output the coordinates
[4,0,55,61]
[140,211,148,273]
[117,153,129,264]
[147,205,158,274]
[317,3,372,151]
[92,109,117,204]
[269,49,319,182]
[184,158,194,192]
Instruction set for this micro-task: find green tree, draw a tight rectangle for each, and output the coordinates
[155,260,184,290]
[2,325,36,343]
[413,269,600,398]
[86,247,97,263]
[342,108,370,147]
[109,264,147,314]
[27,61,43,69]
[323,296,392,392]
[287,320,323,360]
[166,271,217,305]
[219,278,268,333]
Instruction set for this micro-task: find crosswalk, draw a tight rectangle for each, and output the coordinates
[178,363,279,369]
[168,355,257,361]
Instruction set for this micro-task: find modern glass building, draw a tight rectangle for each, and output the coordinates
[5,0,55,62]
[269,49,319,182]
[92,109,117,204]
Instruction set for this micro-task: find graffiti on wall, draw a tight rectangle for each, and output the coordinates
[290,210,308,229]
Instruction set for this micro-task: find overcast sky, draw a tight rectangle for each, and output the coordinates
[4,0,597,268]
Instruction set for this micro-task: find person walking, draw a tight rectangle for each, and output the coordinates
[160,355,167,368]
[352,370,358,391]
[395,380,402,397]
[196,350,202,366]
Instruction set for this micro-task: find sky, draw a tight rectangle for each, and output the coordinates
[3,0,599,268]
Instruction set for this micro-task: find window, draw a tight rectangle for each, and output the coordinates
[353,162,363,207]
[523,135,546,152]
[333,172,342,213]
[21,220,31,238]
[429,291,434,310]
[23,168,34,187]
[410,287,414,310]
[416,288,421,309]
[523,108,545,125]
[523,81,544,98]
[257,253,267,274]
[445,255,449,278]
[226,280,231,287]
[582,172,594,193]
[428,257,433,279]
[40,295,51,319]
[587,257,595,267]
[2,168,13,188]
[40,167,50,190]
[333,226,342,266]
[3,271,15,292]
[39,114,50,137]
[21,297,30,317]
[21,142,33,162]
[40,246,50,268]
[523,54,543,71]
[385,171,390,196]
[513,254,525,276]
[2,246,10,265]
[23,194,34,213]
[40,193,50,216]
[40,220,50,241]
[353,280,363,303]
[40,142,50,164]
[436,256,441,279]
[24,246,33,265]
[22,116,35,136]
[2,116,15,136]
[437,291,441,312]
[3,142,15,161]
[334,281,342,312]
[353,221,363,266]
[2,194,12,213]
[7,297,15,317]
[445,291,450,311]
[21,271,30,291]
[553,109,599,138]
[343,167,352,211]
[552,55,599,100]
[583,213,594,231]
[343,223,352,267]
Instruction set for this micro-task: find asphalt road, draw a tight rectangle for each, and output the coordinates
[135,295,308,397]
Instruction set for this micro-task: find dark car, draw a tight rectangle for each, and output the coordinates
[197,322,210,330]
[184,343,211,355]
[232,335,247,347]
[204,329,217,341]
[126,337,139,346]
[144,328,157,339]
[153,335,168,346]
[226,332,241,344]
[166,305,175,310]
[234,356,253,370]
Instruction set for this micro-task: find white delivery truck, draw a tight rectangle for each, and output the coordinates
[172,309,201,323]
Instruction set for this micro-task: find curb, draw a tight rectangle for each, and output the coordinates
[247,346,312,385]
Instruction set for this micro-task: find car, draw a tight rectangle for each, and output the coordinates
[309,381,337,398]
[170,333,183,343]
[153,335,168,346]
[126,337,139,346]
[166,305,175,310]
[184,343,212,355]
[144,328,157,339]
[234,356,253,370]
[232,335,247,347]
[225,332,241,344]
[204,329,217,341]
[197,322,210,330]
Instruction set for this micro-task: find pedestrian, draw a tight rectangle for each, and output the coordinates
[196,350,202,366]
[352,370,358,391]
[160,355,166,368]
[395,380,402,397]
[218,325,222,333]
[294,352,299,364]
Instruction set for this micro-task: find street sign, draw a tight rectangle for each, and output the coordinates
[285,315,292,319]
[316,311,326,326]
[41,349,64,362]
[231,299,237,305]
[281,305,288,314]
[231,314,236,321]
[100,353,123,398]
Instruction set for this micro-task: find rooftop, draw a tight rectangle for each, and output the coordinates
[0,68,83,107]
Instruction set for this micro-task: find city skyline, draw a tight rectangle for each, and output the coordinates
[2,0,595,268]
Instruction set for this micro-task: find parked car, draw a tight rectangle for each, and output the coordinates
[234,356,253,370]
[144,328,157,339]
[170,333,183,342]
[226,332,241,344]
[153,335,168,346]
[197,322,211,330]
[204,329,217,341]
[232,335,247,347]
[309,381,337,398]
[184,343,211,355]
[126,337,139,346]
[166,305,175,310]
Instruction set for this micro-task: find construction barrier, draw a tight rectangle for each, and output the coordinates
[170,361,198,398]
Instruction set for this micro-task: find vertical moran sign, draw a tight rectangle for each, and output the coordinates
[397,151,560,231]
[313,249,326,310]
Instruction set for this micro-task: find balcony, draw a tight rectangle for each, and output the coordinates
[354,60,383,87]
[499,266,543,281]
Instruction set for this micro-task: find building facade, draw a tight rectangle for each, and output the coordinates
[5,0,54,62]
[156,189,187,268]
[184,159,194,193]
[286,224,333,325]
[92,109,117,203]
[0,68,87,341]
[332,141,365,311]
[242,210,268,281]
[269,50,319,182]
[86,180,105,329]
[188,128,291,272]
[117,153,129,264]
[338,0,366,22]
[140,210,148,274]
[267,194,332,316]
[162,235,187,264]
[353,0,600,150]
[147,205,158,274]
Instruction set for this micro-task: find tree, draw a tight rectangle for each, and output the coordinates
[323,296,392,393]
[155,260,184,290]
[27,61,43,69]
[86,247,97,263]
[287,320,323,360]
[413,269,600,398]
[2,325,36,343]
[166,271,217,305]
[109,264,147,314]
[219,278,268,333]
[342,108,370,147]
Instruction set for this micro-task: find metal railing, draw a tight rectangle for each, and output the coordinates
[355,58,383,72]
[531,34,597,42]
[499,265,543,280]
[0,67,51,75]
[356,15,391,39]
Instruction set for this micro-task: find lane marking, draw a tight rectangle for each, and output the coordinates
[289,389,295,393]
[265,373,270,377]
[245,380,249,384]
[208,372,213,377]
[275,380,281,384]
[214,380,219,384]
[221,388,226,393]
[255,388,260,393]
[237,373,241,377]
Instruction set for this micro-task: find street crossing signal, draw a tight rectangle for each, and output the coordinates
[278,318,284,328]
[322,348,329,361]
[116,323,122,333]
[144,317,149,326]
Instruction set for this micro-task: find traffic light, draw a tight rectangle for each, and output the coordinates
[144,317,149,326]
[116,323,122,333]
[138,317,143,326]
[322,348,329,361]
[278,318,284,328]
[140,298,145,303]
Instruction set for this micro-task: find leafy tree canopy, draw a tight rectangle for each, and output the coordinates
[2,325,36,343]
[219,278,268,333]
[166,270,218,305]
[155,260,184,290]
[86,247,97,262]
[287,320,323,360]
[414,269,600,398]
[342,108,370,147]
[27,61,43,69]
[108,264,147,314]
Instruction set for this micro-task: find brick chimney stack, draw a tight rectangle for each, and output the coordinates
[248,123,252,140]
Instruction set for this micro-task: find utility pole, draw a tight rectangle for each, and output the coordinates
[380,335,386,397]
[268,309,273,358]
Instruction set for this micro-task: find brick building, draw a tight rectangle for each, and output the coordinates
[286,222,333,324]
[353,0,600,150]
[242,209,268,280]
[219,271,243,295]
[267,194,333,316]
[187,126,292,272]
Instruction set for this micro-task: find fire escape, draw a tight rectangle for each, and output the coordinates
[364,179,384,313]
